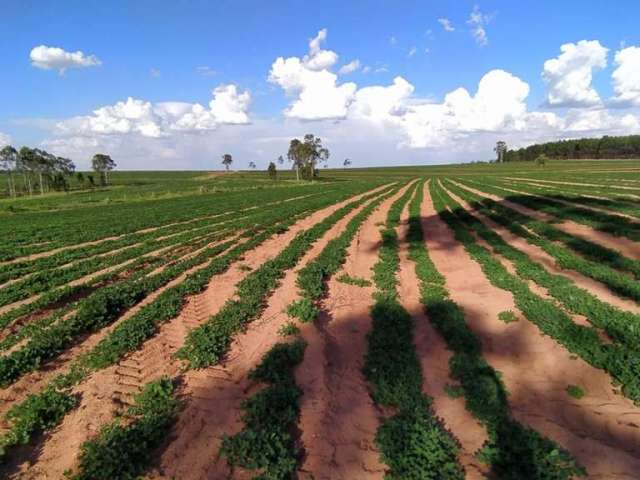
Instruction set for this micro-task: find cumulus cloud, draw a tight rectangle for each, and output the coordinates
[542,40,608,107]
[268,29,356,120]
[30,45,101,74]
[467,6,490,47]
[338,59,361,75]
[438,18,455,32]
[611,46,640,106]
[55,84,250,139]
[303,29,338,70]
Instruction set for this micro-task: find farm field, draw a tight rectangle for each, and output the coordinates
[0,160,639,479]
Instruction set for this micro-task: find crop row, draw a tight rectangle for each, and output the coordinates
[0,180,369,260]
[440,180,640,354]
[52,185,397,478]
[287,182,408,321]
[0,214,243,307]
[0,184,382,459]
[0,189,357,350]
[176,185,397,368]
[459,178,640,242]
[443,180,640,302]
[431,181,640,405]
[418,181,585,479]
[362,180,465,479]
[0,190,325,283]
[512,180,640,214]
[221,339,307,478]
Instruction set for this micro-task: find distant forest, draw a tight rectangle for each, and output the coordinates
[504,135,640,162]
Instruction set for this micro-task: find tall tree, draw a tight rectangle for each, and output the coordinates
[494,141,507,163]
[222,153,233,171]
[0,146,18,197]
[248,161,256,169]
[267,161,277,179]
[277,155,284,165]
[287,139,303,181]
[287,134,330,181]
[92,153,116,186]
[343,158,351,168]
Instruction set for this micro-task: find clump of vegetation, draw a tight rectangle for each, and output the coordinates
[444,384,464,399]
[566,385,585,399]
[336,273,371,287]
[277,322,300,337]
[498,310,518,324]
[71,377,178,480]
[285,298,319,323]
[221,339,306,478]
[535,154,548,166]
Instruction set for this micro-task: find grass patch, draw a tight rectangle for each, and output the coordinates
[566,385,585,399]
[277,322,300,337]
[336,273,371,287]
[498,310,518,324]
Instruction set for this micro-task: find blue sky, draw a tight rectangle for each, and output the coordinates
[1,0,640,169]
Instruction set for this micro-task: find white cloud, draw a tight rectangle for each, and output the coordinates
[30,45,101,74]
[611,46,640,106]
[389,36,397,46]
[467,6,490,47]
[438,18,455,32]
[196,66,217,76]
[39,33,640,170]
[55,84,251,139]
[303,29,338,70]
[150,68,161,78]
[542,40,608,107]
[362,66,372,74]
[268,29,355,120]
[408,46,417,58]
[0,132,11,147]
[339,59,361,75]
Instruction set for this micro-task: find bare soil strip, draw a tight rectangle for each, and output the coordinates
[398,184,489,479]
[293,187,417,480]
[422,187,640,479]
[450,179,640,261]
[6,186,388,480]
[441,183,640,315]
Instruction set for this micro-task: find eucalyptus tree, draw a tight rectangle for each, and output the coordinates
[0,145,18,197]
[222,153,233,171]
[92,154,116,186]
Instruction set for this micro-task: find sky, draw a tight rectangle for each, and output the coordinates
[1,0,640,170]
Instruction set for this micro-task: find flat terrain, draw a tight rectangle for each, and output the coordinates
[0,160,639,479]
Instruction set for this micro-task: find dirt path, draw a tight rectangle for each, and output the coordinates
[421,186,640,479]
[5,185,390,480]
[450,180,640,261]
[397,183,489,479]
[293,186,417,479]
[440,182,640,315]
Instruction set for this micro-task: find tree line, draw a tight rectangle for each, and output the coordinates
[502,135,640,162]
[0,145,116,198]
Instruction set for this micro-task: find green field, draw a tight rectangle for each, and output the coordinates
[0,159,639,479]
